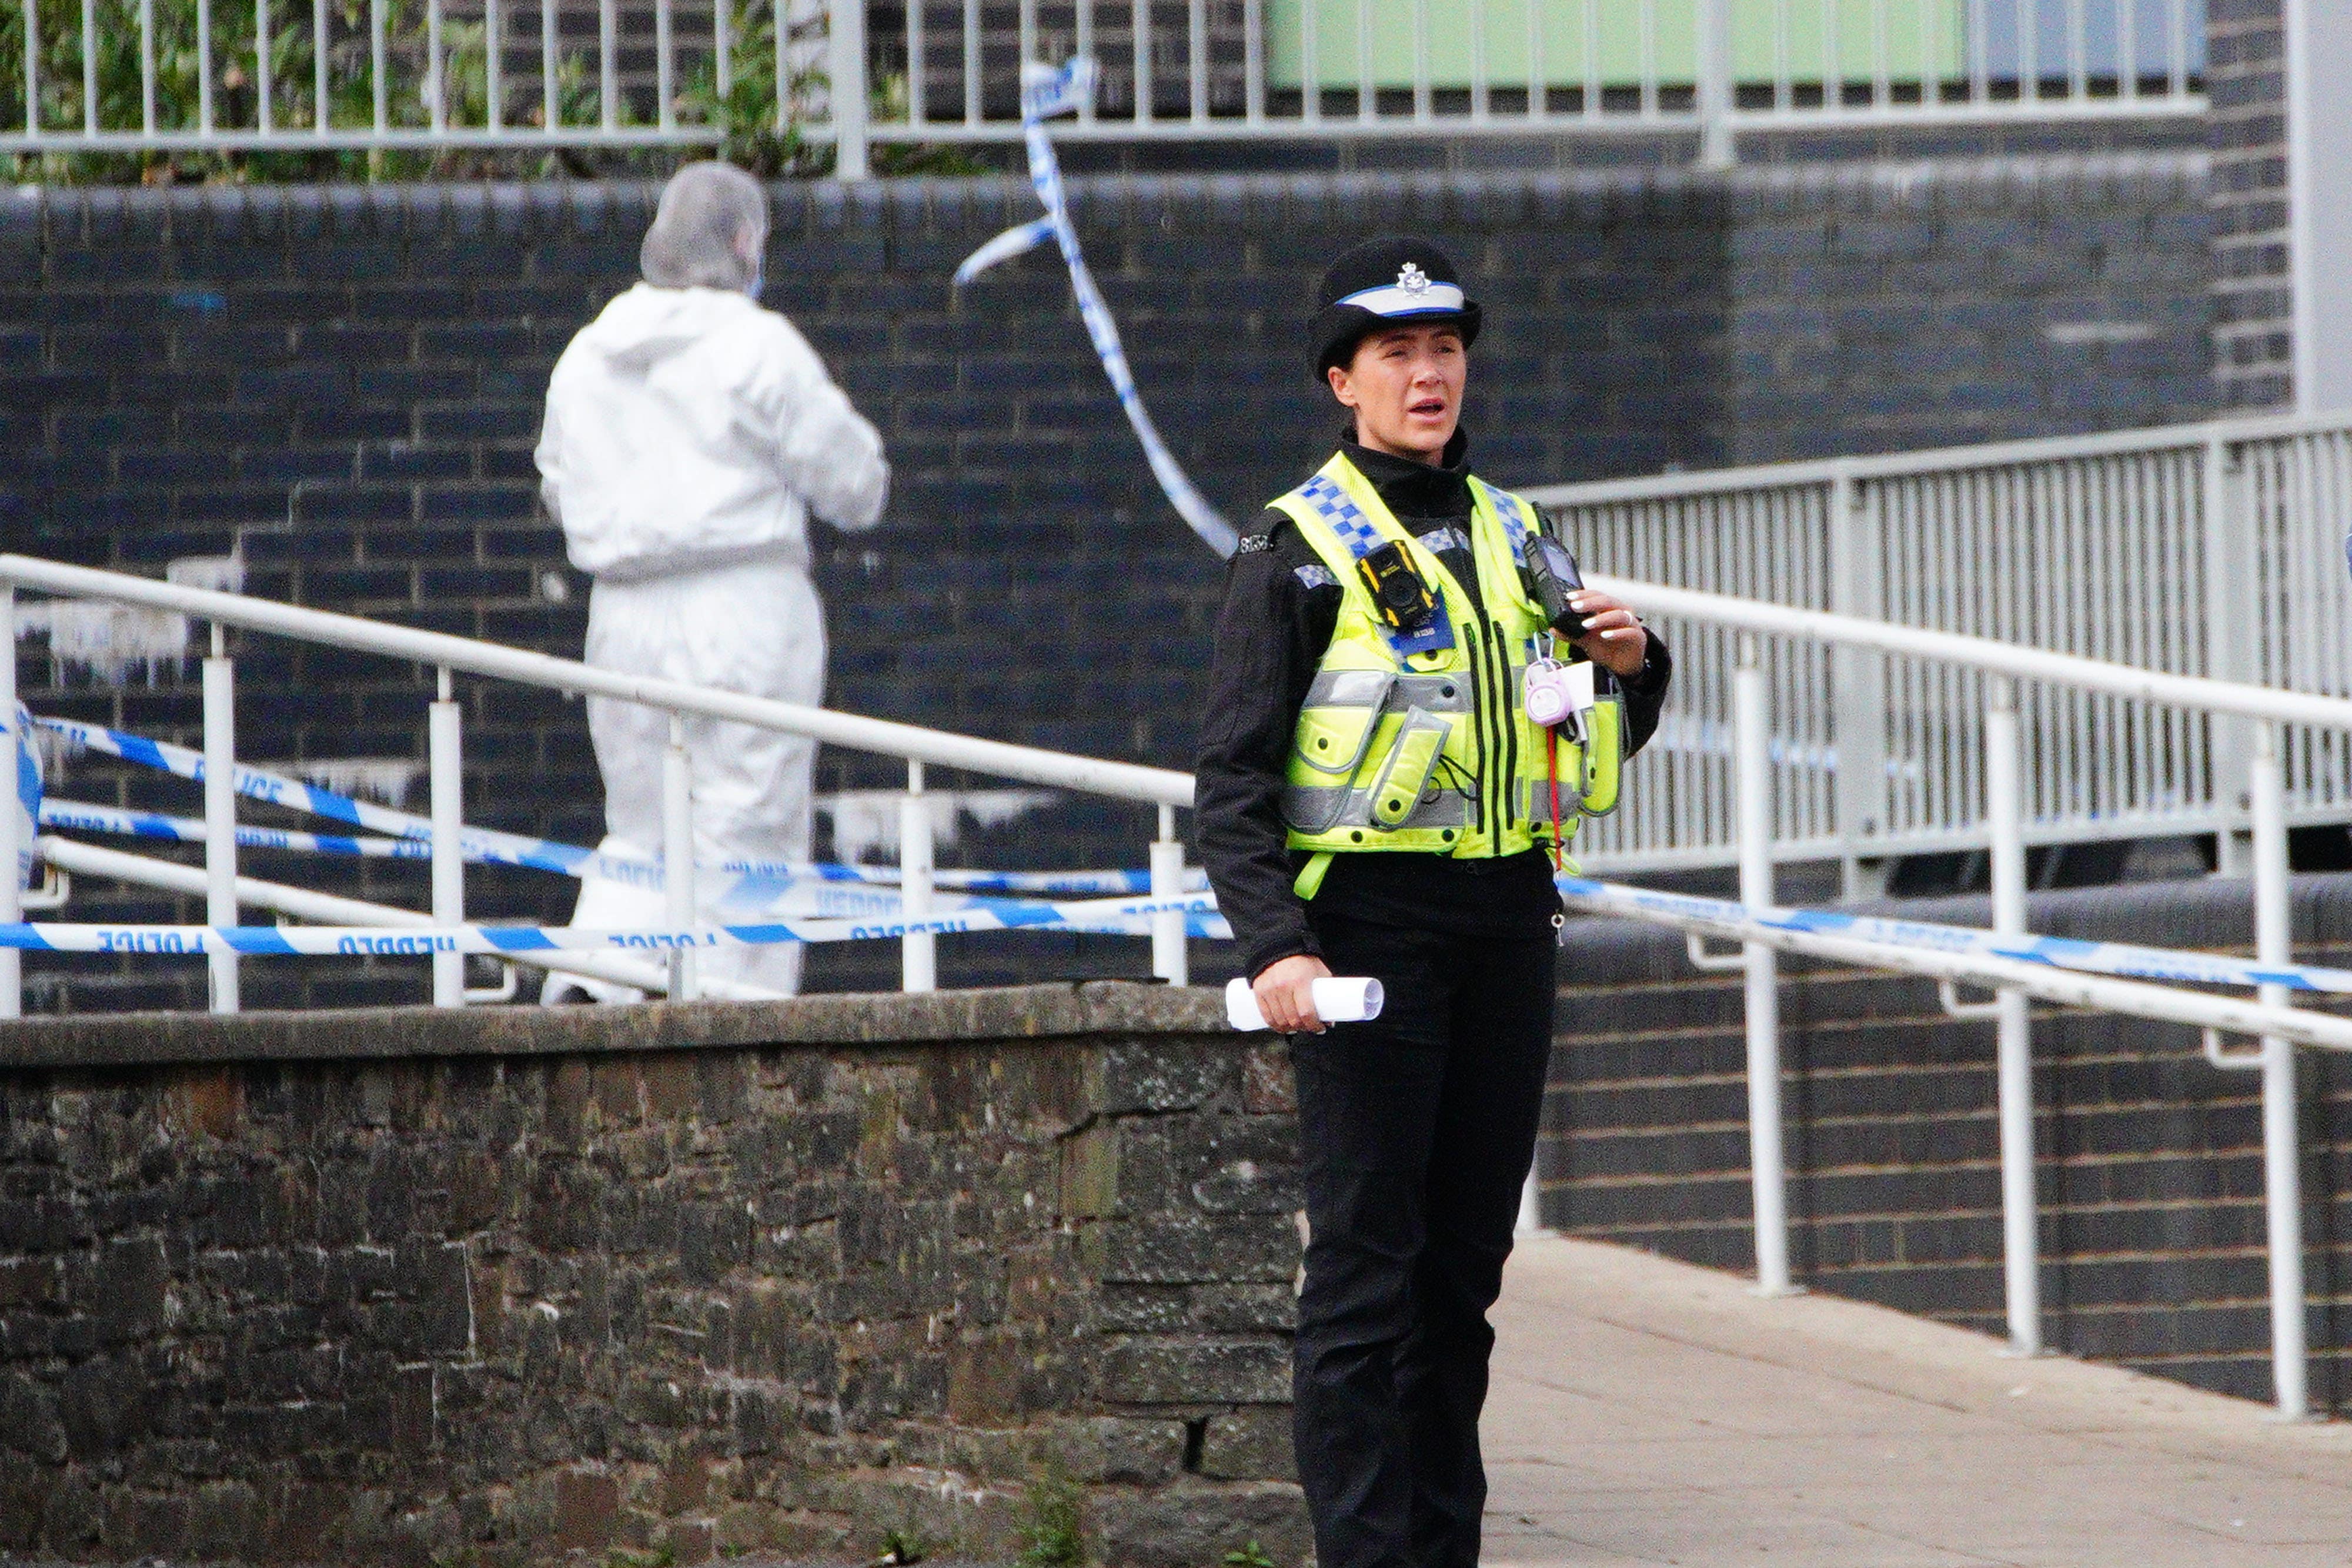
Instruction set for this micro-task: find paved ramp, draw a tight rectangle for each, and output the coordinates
[1485,1239,2352,1567]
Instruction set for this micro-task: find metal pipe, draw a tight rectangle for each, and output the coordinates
[429,667,463,1008]
[830,4,867,179]
[1734,650,1793,1295]
[141,0,155,131]
[0,557,1195,807]
[663,712,696,1002]
[426,0,443,133]
[2250,719,2310,1418]
[202,627,238,1014]
[540,0,556,131]
[654,0,673,129]
[19,0,37,136]
[1187,0,1205,122]
[257,0,272,131]
[1,584,18,1019]
[714,0,729,103]
[1695,0,1732,166]
[313,0,328,133]
[598,0,615,130]
[1575,883,2352,1058]
[486,0,503,129]
[1987,677,2042,1355]
[901,758,936,992]
[1132,0,1150,124]
[197,0,212,130]
[81,0,96,133]
[1150,801,1185,985]
[370,0,386,133]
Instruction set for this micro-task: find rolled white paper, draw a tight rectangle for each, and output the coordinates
[1225,975,1385,1032]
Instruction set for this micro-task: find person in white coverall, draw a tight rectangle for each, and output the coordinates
[536,161,889,1000]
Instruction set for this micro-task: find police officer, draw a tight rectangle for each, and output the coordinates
[1194,236,1672,1568]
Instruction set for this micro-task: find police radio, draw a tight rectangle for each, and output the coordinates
[1522,534,1595,638]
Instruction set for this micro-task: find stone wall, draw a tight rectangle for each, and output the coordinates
[1540,871,2352,1411]
[4,153,2215,1012]
[0,982,1312,1566]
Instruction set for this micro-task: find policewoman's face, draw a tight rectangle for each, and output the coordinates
[1327,323,1467,464]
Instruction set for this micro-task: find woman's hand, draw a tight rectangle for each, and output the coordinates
[1253,952,1335,1034]
[1567,590,1651,678]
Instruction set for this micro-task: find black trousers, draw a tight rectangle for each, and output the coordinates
[1289,912,1559,1568]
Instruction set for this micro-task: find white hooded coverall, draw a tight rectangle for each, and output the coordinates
[537,281,888,997]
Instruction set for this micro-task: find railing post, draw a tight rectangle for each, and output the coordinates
[2250,718,2310,1419]
[202,624,239,1014]
[0,582,18,1019]
[1735,641,1793,1295]
[901,758,936,993]
[1695,0,1734,168]
[829,0,870,179]
[1150,803,1186,986]
[429,667,463,1009]
[2204,433,2256,878]
[663,713,697,1002]
[1826,461,1888,901]
[1985,677,2042,1356]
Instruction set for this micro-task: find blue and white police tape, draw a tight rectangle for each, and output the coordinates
[34,793,1193,899]
[954,58,1240,559]
[1558,875,2352,996]
[0,892,1232,956]
[36,717,1207,897]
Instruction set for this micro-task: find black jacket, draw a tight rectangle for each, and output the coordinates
[1193,434,1673,979]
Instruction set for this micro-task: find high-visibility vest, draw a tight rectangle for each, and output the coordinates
[1270,453,1622,872]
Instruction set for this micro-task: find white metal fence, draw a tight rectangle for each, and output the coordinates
[0,0,2203,159]
[1528,411,2352,887]
[0,553,1200,1016]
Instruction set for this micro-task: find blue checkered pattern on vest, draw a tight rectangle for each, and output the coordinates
[1294,472,1458,658]
[1471,476,1534,567]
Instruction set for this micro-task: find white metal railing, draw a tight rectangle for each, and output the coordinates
[0,0,2201,159]
[0,551,1198,1017]
[1555,578,2352,1420]
[1531,410,2352,893]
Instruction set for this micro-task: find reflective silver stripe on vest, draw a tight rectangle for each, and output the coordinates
[1283,783,1474,835]
[1302,668,1475,715]
[1520,775,1584,822]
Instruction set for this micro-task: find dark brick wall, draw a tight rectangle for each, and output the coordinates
[1542,871,2352,1411]
[2207,0,2290,410]
[0,984,1312,1567]
[0,156,2212,1012]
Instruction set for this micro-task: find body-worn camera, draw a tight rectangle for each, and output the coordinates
[1357,540,1439,636]
[1522,534,1594,638]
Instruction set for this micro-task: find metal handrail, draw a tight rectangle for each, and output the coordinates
[0,556,1192,809]
[0,553,1200,1024]
[1522,409,2352,507]
[1589,574,2352,731]
[1552,573,2328,1420]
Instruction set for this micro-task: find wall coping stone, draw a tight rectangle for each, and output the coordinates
[0,148,2208,245]
[0,978,1227,1071]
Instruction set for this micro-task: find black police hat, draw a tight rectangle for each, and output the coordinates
[1309,236,1483,380]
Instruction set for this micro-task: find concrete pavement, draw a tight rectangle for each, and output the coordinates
[1483,1238,2352,1566]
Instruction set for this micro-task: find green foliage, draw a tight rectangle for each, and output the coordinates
[0,0,989,182]
[1221,1542,1277,1568]
[871,1524,930,1565]
[1013,1466,1085,1568]
[603,1545,677,1568]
